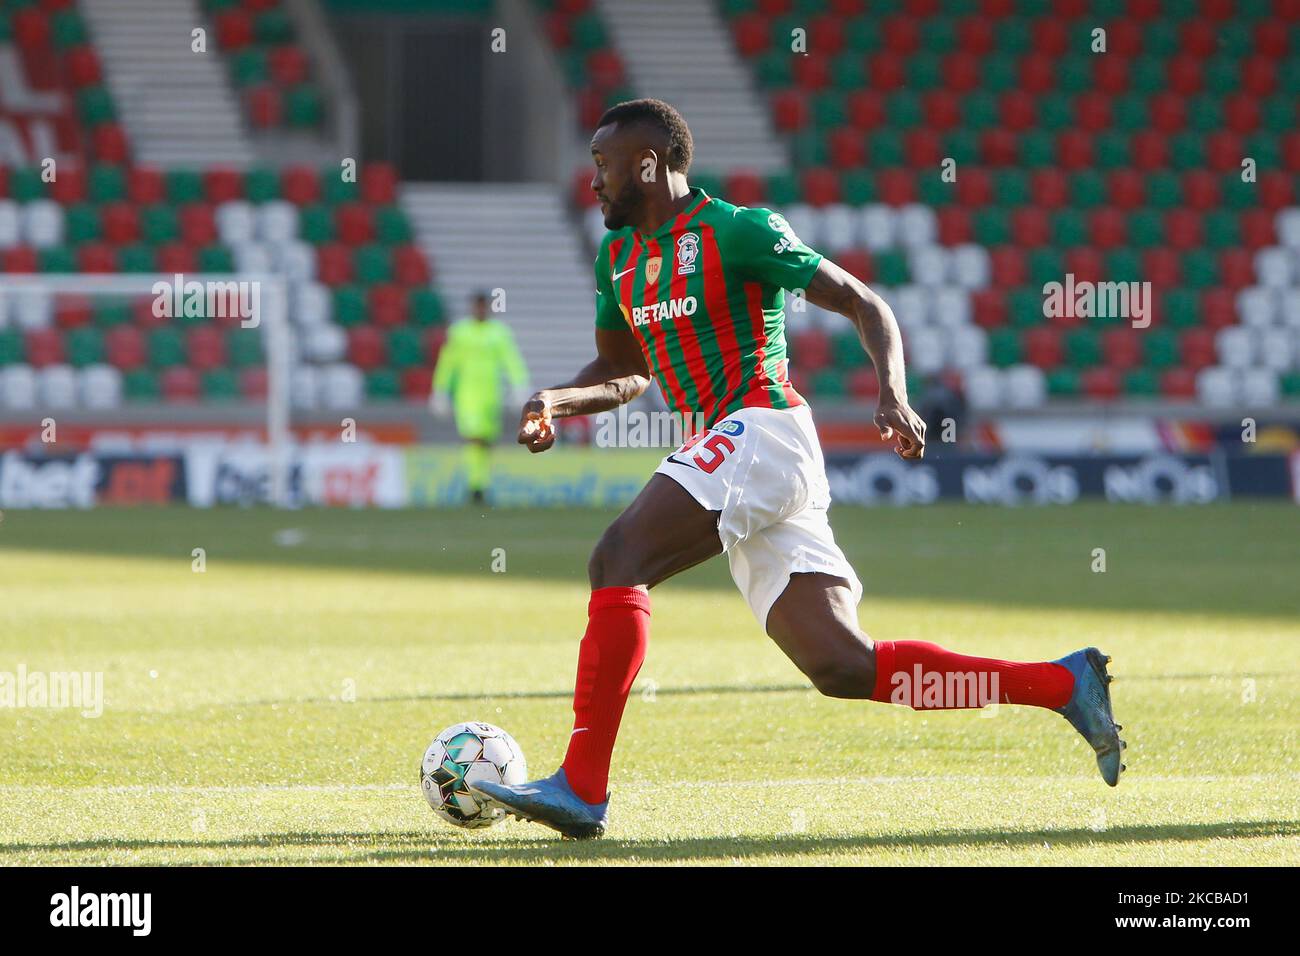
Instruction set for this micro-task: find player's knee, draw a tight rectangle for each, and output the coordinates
[807,643,876,700]
[588,521,633,588]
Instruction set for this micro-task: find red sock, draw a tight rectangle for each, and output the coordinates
[561,586,650,804]
[870,640,1073,710]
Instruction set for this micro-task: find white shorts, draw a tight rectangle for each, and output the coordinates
[653,403,863,628]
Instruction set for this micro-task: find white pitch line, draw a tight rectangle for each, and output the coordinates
[0,774,1295,795]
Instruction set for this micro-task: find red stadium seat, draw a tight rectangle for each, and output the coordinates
[161,366,200,402]
[157,243,197,274]
[50,166,86,204]
[770,89,808,131]
[402,368,434,401]
[1081,367,1121,400]
[792,55,830,91]
[1019,53,1055,93]
[1108,169,1145,209]
[187,326,227,370]
[240,368,269,400]
[1030,169,1070,208]
[1055,130,1093,170]
[846,90,885,129]
[1201,289,1236,329]
[203,168,244,203]
[1149,93,1187,132]
[1075,92,1112,131]
[1219,249,1255,289]
[1164,208,1204,249]
[1240,208,1277,249]
[980,129,1018,166]
[361,163,399,204]
[943,53,982,92]
[936,206,973,245]
[1030,18,1069,56]
[954,167,993,207]
[1130,131,1169,170]
[1,248,35,273]
[77,242,117,273]
[1089,208,1127,249]
[26,328,65,367]
[971,288,1007,328]
[989,245,1027,286]
[801,168,841,206]
[335,203,375,245]
[106,326,146,370]
[1160,368,1197,399]
[1102,329,1141,370]
[178,204,217,246]
[881,17,919,54]
[392,245,431,285]
[875,168,915,206]
[54,297,92,329]
[347,326,385,369]
[368,284,408,327]
[1180,328,1216,370]
[829,128,866,168]
[924,90,963,130]
[245,86,282,128]
[101,203,140,245]
[955,16,995,54]
[269,46,310,86]
[214,11,253,50]
[128,167,167,204]
[1259,171,1295,209]
[731,14,770,57]
[835,249,872,281]
[724,171,765,206]
[999,90,1037,132]
[1142,249,1182,286]
[904,129,944,169]
[1024,328,1063,368]
[867,52,906,91]
[1064,247,1104,286]
[315,244,354,286]
[91,124,128,164]
[281,166,321,205]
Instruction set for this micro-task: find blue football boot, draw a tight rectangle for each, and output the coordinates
[1054,647,1127,786]
[469,768,609,839]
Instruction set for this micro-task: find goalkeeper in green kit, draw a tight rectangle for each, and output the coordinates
[431,290,529,505]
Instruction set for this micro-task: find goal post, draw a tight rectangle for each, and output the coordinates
[0,272,294,507]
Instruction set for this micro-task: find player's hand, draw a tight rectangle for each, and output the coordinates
[518,394,556,454]
[875,399,926,460]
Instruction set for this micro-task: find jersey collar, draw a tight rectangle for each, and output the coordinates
[641,187,711,239]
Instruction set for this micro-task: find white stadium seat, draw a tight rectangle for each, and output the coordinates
[275,240,316,282]
[301,322,347,363]
[1275,208,1300,250]
[0,364,37,409]
[216,201,256,245]
[949,244,992,289]
[908,245,950,287]
[890,284,931,327]
[1253,247,1293,289]
[12,289,52,330]
[931,285,973,328]
[0,200,21,248]
[963,366,1003,410]
[320,363,365,410]
[293,281,332,327]
[38,364,77,409]
[1282,289,1300,329]
[1004,364,1047,408]
[584,205,604,248]
[905,326,945,374]
[80,364,122,409]
[257,201,299,243]
[896,204,937,248]
[232,241,273,275]
[1240,368,1279,406]
[1196,366,1237,407]
[21,199,63,248]
[1215,327,1255,368]
[947,325,988,369]
[818,204,857,252]
[290,364,320,410]
[1257,328,1295,370]
[858,204,897,251]
[1235,287,1278,328]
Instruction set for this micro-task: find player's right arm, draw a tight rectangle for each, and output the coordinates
[518,250,651,454]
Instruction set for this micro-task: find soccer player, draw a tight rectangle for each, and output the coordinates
[431,290,529,505]
[470,100,1125,838]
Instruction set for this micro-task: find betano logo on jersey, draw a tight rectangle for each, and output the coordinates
[620,295,699,328]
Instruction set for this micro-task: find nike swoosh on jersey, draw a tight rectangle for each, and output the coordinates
[612,267,635,281]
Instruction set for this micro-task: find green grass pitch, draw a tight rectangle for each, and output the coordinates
[1,502,1296,866]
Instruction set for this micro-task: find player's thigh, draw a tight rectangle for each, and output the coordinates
[766,572,876,699]
[589,473,723,589]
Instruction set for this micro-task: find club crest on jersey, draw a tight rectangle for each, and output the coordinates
[644,256,662,284]
[676,232,699,275]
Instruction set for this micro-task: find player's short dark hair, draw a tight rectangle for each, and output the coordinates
[597,98,693,174]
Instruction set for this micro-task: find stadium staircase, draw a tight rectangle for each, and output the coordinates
[596,0,786,175]
[401,182,596,389]
[80,0,255,168]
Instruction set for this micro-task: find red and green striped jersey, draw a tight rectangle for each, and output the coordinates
[593,188,821,429]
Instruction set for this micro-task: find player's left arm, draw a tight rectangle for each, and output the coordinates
[804,260,926,459]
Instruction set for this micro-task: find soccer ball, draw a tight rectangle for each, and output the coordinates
[420,721,527,828]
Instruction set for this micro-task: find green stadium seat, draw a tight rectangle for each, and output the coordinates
[408,288,445,327]
[0,330,24,364]
[1047,368,1081,396]
[1144,330,1180,369]
[64,204,102,243]
[254,10,294,44]
[244,168,281,202]
[202,368,239,399]
[332,286,366,327]
[124,369,159,400]
[298,205,335,243]
[148,328,185,368]
[286,85,323,126]
[1008,287,1046,328]
[366,368,401,399]
[197,244,235,272]
[93,299,131,328]
[76,87,115,125]
[988,328,1022,367]
[39,246,77,272]
[118,244,157,273]
[89,166,126,202]
[166,170,204,203]
[1065,329,1102,368]
[353,245,392,285]
[1123,368,1161,396]
[227,328,263,367]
